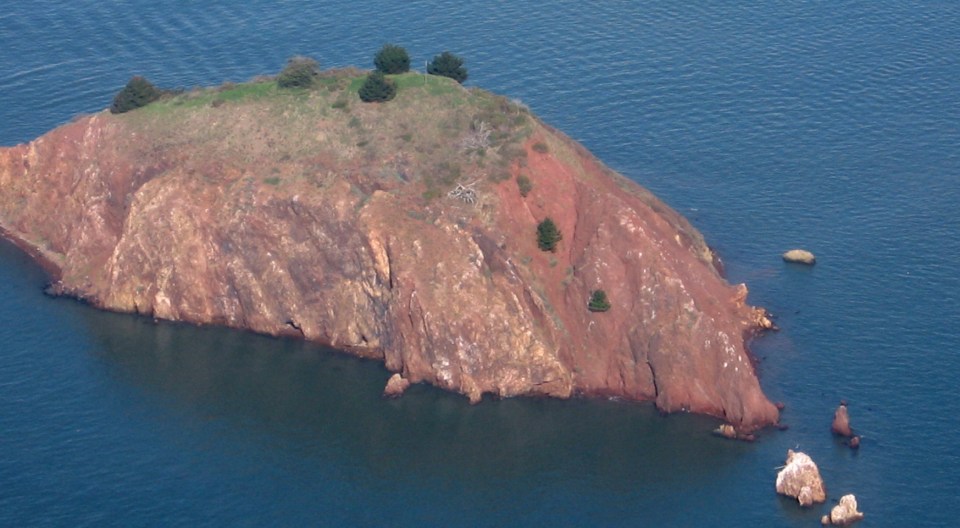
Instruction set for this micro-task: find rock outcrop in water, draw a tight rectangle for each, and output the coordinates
[776,450,827,506]
[0,71,779,432]
[821,494,865,526]
[832,402,853,437]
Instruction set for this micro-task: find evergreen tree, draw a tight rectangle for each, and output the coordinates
[277,56,320,88]
[358,71,397,102]
[374,44,410,74]
[588,290,612,312]
[537,218,562,252]
[110,76,162,114]
[427,51,468,83]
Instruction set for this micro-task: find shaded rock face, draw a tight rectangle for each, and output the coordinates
[0,95,779,431]
[776,450,827,506]
[822,494,864,526]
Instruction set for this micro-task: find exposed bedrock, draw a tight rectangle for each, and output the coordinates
[0,91,779,432]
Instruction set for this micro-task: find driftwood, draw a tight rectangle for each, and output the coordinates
[459,120,491,151]
[448,180,479,204]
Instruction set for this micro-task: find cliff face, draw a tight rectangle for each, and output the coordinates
[0,74,779,431]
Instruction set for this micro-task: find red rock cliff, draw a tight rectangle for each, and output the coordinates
[0,76,779,432]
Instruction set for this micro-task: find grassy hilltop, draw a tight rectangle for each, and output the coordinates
[116,68,536,205]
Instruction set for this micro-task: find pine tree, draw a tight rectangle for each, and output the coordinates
[427,51,468,83]
[537,218,562,252]
[588,290,612,312]
[374,44,410,74]
[358,71,397,102]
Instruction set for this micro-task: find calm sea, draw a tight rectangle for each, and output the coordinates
[1,1,958,526]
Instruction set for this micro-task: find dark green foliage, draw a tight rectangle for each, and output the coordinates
[537,218,562,252]
[358,71,397,102]
[374,44,410,74]
[110,76,162,114]
[427,51,468,83]
[277,56,320,88]
[532,142,549,153]
[588,290,611,312]
[517,174,533,197]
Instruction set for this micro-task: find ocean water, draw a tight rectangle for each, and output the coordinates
[1,1,958,526]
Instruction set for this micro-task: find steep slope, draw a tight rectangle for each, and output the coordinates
[0,72,779,432]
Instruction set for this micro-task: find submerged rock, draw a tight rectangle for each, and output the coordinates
[0,71,780,431]
[783,249,816,265]
[821,494,865,526]
[776,450,826,506]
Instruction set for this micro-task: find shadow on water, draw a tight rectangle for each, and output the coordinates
[71,300,754,492]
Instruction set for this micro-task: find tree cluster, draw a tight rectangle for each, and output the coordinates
[110,76,162,114]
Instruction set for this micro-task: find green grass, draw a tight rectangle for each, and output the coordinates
[139,81,280,113]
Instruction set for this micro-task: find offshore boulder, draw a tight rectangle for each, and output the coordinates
[0,71,779,432]
[776,450,827,506]
[821,494,865,526]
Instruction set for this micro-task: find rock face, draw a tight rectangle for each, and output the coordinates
[0,76,779,431]
[821,494,864,526]
[783,249,816,265]
[776,450,827,506]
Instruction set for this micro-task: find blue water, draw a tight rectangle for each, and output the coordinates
[1,1,958,526]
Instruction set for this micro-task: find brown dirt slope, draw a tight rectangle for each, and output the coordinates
[0,72,778,432]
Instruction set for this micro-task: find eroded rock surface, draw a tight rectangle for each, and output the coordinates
[0,81,779,431]
[776,450,826,506]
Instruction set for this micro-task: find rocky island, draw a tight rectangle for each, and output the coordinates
[0,66,779,434]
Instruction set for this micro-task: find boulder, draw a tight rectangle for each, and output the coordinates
[821,494,864,526]
[783,249,816,265]
[775,450,826,506]
[383,373,411,398]
[831,403,853,437]
[714,423,737,439]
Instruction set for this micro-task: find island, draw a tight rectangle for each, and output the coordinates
[0,65,779,435]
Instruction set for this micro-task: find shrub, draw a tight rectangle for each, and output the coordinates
[427,51,468,83]
[110,76,162,114]
[532,142,549,153]
[374,44,410,74]
[358,71,397,102]
[588,290,611,312]
[517,174,532,197]
[277,56,320,88]
[537,218,562,252]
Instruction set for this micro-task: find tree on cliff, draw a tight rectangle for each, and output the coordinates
[427,51,468,83]
[358,71,397,102]
[277,56,320,88]
[537,218,562,252]
[588,290,612,312]
[374,44,410,74]
[110,76,162,114]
